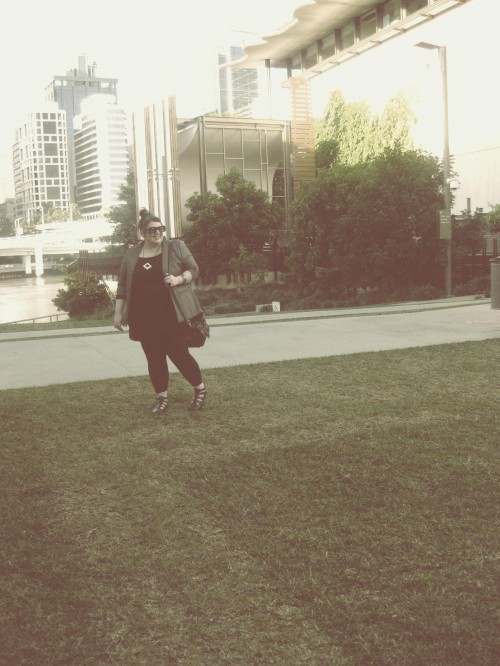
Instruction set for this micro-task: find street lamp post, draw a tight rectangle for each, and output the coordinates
[416,42,452,296]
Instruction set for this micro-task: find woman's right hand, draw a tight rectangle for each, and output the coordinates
[114,298,125,331]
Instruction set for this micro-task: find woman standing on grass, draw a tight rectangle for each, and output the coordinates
[113,209,207,413]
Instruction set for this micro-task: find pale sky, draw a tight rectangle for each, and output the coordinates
[1,0,499,212]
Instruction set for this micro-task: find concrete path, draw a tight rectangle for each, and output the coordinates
[0,299,498,390]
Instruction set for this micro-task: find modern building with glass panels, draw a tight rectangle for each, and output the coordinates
[133,102,291,239]
[73,95,129,217]
[12,105,70,223]
[218,46,264,117]
[45,55,118,200]
[182,116,289,210]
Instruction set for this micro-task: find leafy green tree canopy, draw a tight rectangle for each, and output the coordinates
[0,211,15,237]
[315,90,416,169]
[52,267,110,318]
[288,149,444,293]
[451,209,491,283]
[106,169,138,253]
[184,170,283,283]
[30,204,83,231]
[484,203,500,233]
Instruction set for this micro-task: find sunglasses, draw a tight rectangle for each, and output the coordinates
[146,226,165,235]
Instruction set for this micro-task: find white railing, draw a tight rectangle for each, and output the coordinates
[1,313,69,326]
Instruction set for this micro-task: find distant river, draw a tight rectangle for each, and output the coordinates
[0,276,66,324]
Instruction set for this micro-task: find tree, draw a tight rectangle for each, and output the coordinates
[484,203,500,234]
[105,169,138,252]
[315,90,416,170]
[184,170,283,283]
[287,149,444,293]
[452,210,489,283]
[52,267,110,318]
[31,204,83,227]
[0,211,15,237]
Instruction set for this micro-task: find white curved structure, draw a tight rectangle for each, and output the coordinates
[233,0,470,75]
[0,219,114,276]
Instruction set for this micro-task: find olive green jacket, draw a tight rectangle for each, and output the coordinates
[116,239,201,325]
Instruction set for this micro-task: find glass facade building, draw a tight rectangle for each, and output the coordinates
[133,104,291,238]
[73,95,129,216]
[218,46,263,116]
[45,56,118,201]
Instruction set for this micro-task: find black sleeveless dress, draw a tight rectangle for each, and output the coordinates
[127,254,179,342]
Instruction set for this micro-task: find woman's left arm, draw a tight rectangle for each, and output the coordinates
[164,240,199,287]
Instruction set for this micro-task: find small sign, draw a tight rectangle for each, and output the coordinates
[439,210,451,239]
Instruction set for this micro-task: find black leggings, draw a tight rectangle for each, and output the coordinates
[140,335,202,393]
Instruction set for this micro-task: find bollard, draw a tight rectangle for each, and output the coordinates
[490,256,500,309]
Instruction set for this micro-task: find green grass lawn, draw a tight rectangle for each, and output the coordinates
[1,340,498,665]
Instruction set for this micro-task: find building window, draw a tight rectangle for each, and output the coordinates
[405,0,428,15]
[360,10,377,39]
[244,170,261,188]
[224,129,243,158]
[320,33,336,60]
[205,128,223,153]
[290,53,302,74]
[45,165,59,177]
[46,187,61,200]
[381,0,400,27]
[303,44,318,70]
[44,142,58,156]
[339,22,355,50]
[243,139,261,170]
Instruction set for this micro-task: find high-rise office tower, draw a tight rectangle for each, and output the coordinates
[12,104,71,223]
[73,95,129,217]
[45,55,118,200]
[217,46,264,117]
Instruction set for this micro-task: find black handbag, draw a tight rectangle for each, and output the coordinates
[183,311,210,348]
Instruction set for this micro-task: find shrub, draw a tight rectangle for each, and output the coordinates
[212,301,251,315]
[453,277,490,297]
[404,284,443,301]
[195,288,232,308]
[53,269,110,319]
[359,289,391,306]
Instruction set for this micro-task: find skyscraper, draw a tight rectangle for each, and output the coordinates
[12,104,71,223]
[45,55,118,200]
[73,95,129,217]
[217,46,265,117]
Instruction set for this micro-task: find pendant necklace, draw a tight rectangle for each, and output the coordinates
[142,243,161,270]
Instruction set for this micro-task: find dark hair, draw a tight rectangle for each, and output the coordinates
[138,208,162,233]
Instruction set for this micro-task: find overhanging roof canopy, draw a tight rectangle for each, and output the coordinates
[231,0,470,75]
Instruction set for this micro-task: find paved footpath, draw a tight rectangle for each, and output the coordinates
[0,298,498,390]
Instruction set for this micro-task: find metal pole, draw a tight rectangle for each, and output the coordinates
[439,46,452,297]
[265,59,272,119]
[416,42,452,296]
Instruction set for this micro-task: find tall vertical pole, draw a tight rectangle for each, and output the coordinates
[417,41,452,296]
[265,59,272,119]
[439,46,452,297]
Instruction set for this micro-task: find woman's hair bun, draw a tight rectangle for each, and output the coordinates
[139,208,151,219]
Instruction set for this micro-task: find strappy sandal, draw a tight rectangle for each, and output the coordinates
[188,387,207,412]
[152,396,168,414]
